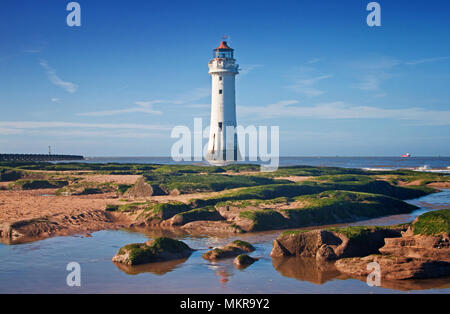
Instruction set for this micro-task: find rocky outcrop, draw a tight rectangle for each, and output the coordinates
[202,240,255,260]
[270,227,403,263]
[0,210,115,242]
[0,169,23,182]
[380,228,450,260]
[335,226,450,280]
[124,177,166,198]
[335,254,450,280]
[112,237,193,265]
[14,180,68,190]
[234,254,258,268]
[165,207,224,227]
[335,209,450,281]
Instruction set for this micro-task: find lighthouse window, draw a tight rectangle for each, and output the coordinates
[219,76,222,81]
[219,89,223,94]
[218,122,223,130]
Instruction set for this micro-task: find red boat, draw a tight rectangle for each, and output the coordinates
[401,153,411,158]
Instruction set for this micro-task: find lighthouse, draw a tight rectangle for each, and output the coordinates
[206,41,239,162]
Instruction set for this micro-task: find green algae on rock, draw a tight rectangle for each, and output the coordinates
[234,254,258,268]
[112,237,193,265]
[202,240,255,260]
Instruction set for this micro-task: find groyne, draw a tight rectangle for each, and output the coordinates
[0,154,84,162]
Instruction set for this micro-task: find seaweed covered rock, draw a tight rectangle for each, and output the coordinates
[234,254,258,268]
[167,206,224,226]
[0,169,23,182]
[112,237,193,265]
[335,209,450,280]
[202,240,255,260]
[271,226,404,262]
[13,179,68,190]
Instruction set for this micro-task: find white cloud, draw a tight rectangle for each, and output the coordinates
[39,60,78,93]
[0,121,172,139]
[307,58,323,64]
[405,56,450,66]
[286,74,333,97]
[354,75,383,91]
[0,121,170,130]
[239,101,450,125]
[78,100,164,116]
[172,87,210,105]
[0,127,25,135]
[239,64,263,76]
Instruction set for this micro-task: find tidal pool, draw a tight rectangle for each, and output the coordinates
[1,190,449,294]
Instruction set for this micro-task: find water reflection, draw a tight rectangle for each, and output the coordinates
[113,257,190,275]
[342,274,450,291]
[272,257,346,284]
[272,256,450,291]
[207,261,235,285]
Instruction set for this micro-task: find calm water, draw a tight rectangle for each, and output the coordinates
[80,156,450,171]
[1,190,449,294]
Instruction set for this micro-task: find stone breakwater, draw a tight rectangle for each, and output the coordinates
[0,154,84,162]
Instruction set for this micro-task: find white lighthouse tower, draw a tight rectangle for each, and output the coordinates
[206,41,239,162]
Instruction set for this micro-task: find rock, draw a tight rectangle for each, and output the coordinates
[202,240,255,260]
[270,227,403,263]
[335,254,450,280]
[234,254,258,268]
[166,207,224,226]
[380,233,450,261]
[0,170,22,181]
[16,180,68,190]
[112,237,193,265]
[334,209,450,280]
[124,177,166,198]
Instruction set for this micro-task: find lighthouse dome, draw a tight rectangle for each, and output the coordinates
[214,41,234,59]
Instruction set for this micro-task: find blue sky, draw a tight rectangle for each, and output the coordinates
[1,0,449,156]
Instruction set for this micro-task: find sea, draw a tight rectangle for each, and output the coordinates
[81,156,450,172]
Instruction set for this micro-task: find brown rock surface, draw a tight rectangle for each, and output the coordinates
[202,240,255,260]
[270,228,402,263]
[124,177,155,198]
[335,254,450,280]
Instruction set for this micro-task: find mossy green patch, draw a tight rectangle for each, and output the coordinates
[239,210,288,231]
[13,179,69,190]
[231,240,255,252]
[116,237,192,265]
[284,190,417,226]
[413,209,450,236]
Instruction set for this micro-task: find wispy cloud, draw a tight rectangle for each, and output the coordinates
[286,74,333,97]
[350,56,400,93]
[239,64,263,76]
[405,56,450,65]
[307,58,323,64]
[0,121,171,138]
[39,60,78,93]
[239,100,450,125]
[78,100,164,116]
[353,74,387,91]
[172,87,210,105]
[77,86,210,117]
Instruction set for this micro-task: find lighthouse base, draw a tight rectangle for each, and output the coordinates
[206,148,241,164]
